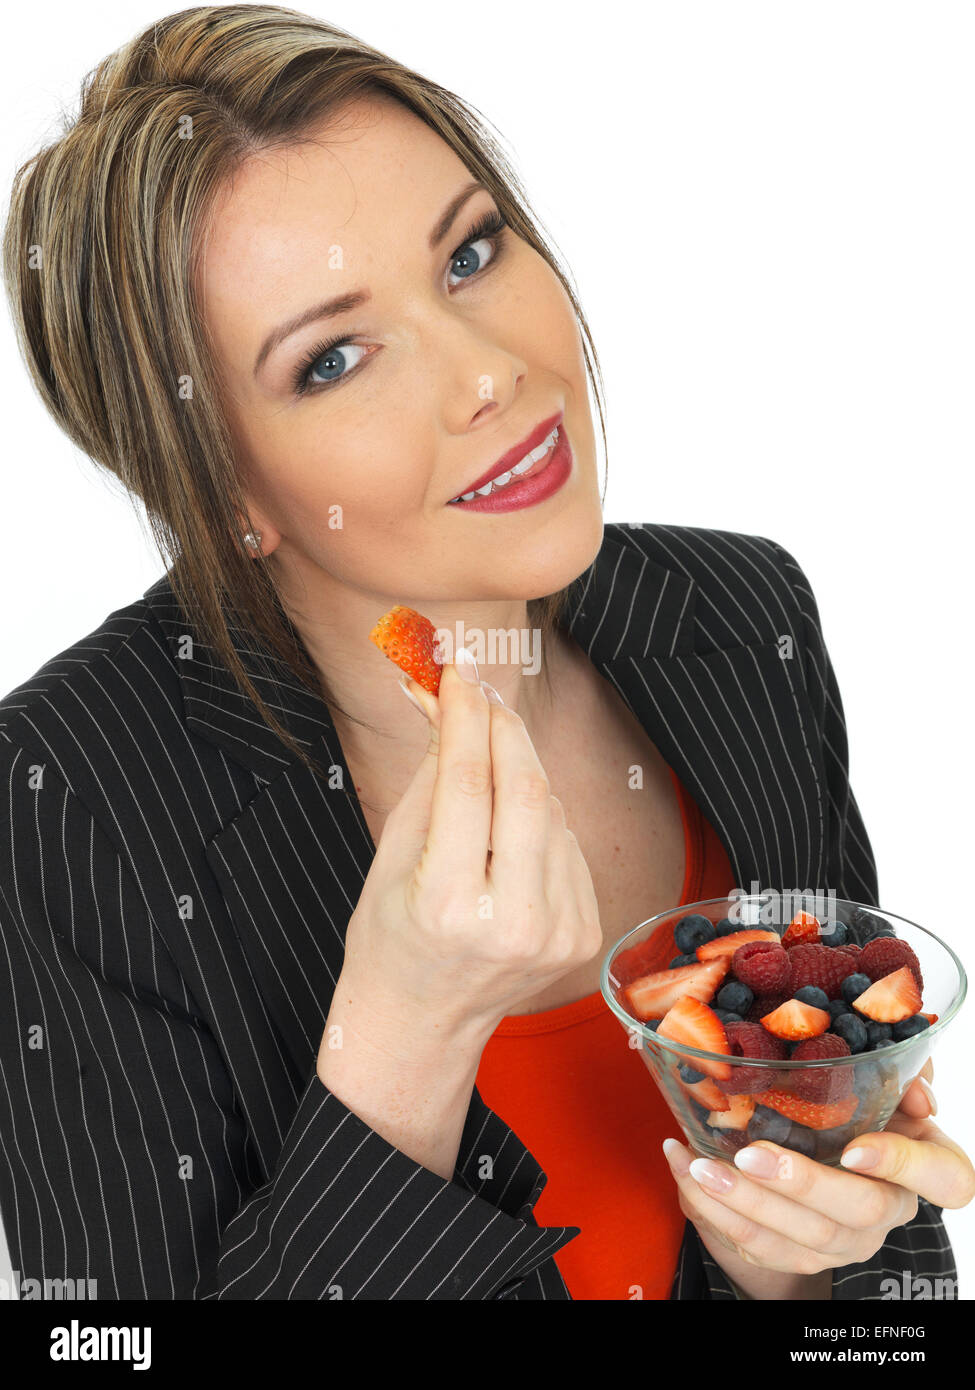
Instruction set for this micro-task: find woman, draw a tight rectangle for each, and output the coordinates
[0,5,970,1301]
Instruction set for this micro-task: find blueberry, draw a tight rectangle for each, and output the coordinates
[645,1019,662,1032]
[832,1012,868,1053]
[819,920,849,947]
[849,909,895,945]
[712,1009,743,1024]
[678,1062,706,1083]
[827,999,853,1021]
[869,1038,896,1050]
[713,917,739,937]
[716,981,753,1014]
[687,1097,710,1125]
[891,1014,931,1042]
[840,972,873,1005]
[865,1021,893,1046]
[794,985,830,1011]
[674,914,716,955]
[747,1105,792,1144]
[784,1123,817,1158]
[669,953,697,969]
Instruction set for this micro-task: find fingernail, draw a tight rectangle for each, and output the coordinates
[734,1146,780,1179]
[840,1146,879,1171]
[480,681,505,706]
[662,1138,690,1176]
[918,1076,938,1116]
[689,1158,734,1193]
[398,674,429,718]
[453,647,479,683]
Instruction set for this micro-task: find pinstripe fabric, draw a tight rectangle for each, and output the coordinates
[0,522,956,1299]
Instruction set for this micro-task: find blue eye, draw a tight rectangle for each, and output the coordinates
[290,208,508,396]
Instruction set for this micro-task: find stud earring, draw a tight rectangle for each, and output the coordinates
[243,531,263,551]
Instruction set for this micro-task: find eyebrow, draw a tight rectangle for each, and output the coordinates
[253,179,487,379]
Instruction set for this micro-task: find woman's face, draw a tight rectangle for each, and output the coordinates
[200,93,603,625]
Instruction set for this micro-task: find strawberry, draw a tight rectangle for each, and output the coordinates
[761,999,831,1040]
[921,1012,939,1025]
[754,1088,859,1130]
[851,966,922,1023]
[696,929,781,963]
[744,991,791,1023]
[622,958,727,1022]
[707,1094,756,1130]
[731,941,791,993]
[368,606,444,694]
[657,997,732,1080]
[782,911,821,949]
[682,1076,730,1112]
[859,938,924,994]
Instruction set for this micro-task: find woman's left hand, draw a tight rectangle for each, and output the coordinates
[663,1060,975,1299]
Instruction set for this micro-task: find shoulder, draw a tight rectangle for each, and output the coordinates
[0,582,184,799]
[607,520,815,647]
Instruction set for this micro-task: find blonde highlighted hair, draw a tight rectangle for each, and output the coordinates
[3,4,607,775]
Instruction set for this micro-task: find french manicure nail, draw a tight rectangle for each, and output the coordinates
[840,1146,879,1171]
[480,682,505,706]
[734,1146,780,1179]
[453,647,479,683]
[662,1138,690,1175]
[918,1076,938,1116]
[689,1158,734,1193]
[398,674,428,718]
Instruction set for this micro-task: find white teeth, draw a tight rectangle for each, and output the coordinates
[450,425,559,503]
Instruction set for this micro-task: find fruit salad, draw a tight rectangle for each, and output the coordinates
[611,905,943,1165]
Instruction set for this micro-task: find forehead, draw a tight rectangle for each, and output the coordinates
[201,96,467,304]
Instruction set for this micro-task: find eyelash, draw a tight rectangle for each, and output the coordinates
[290,209,509,397]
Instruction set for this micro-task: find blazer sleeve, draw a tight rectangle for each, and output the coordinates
[672,538,958,1300]
[0,734,578,1300]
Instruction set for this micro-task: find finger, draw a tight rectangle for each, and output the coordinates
[662,1140,835,1274]
[839,1128,975,1209]
[729,1140,917,1232]
[896,1075,937,1120]
[487,704,551,908]
[423,655,494,886]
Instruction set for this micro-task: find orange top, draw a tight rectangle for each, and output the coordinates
[474,766,738,1300]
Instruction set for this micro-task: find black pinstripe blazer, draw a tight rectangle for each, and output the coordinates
[0,522,956,1299]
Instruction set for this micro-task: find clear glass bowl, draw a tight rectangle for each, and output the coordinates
[600,895,966,1166]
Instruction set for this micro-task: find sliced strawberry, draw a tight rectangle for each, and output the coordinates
[369,606,443,694]
[782,911,821,949]
[921,1012,939,1025]
[852,966,922,1023]
[760,999,831,1040]
[707,1094,756,1130]
[754,1088,859,1130]
[696,929,781,963]
[657,997,732,1080]
[683,1076,730,1112]
[622,958,728,1021]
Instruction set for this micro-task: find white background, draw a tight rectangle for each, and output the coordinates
[1,0,972,1297]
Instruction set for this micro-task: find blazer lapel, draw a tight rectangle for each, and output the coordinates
[142,522,827,1094]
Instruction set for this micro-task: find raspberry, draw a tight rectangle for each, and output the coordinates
[787,943,855,999]
[790,1033,854,1102]
[716,1020,788,1094]
[859,937,924,993]
[744,991,791,1023]
[731,941,791,994]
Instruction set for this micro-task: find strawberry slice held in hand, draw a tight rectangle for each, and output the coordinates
[656,997,732,1080]
[851,966,922,1023]
[695,929,781,964]
[622,958,728,1022]
[368,606,443,695]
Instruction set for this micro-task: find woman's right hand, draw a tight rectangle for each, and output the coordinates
[326,651,603,1053]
